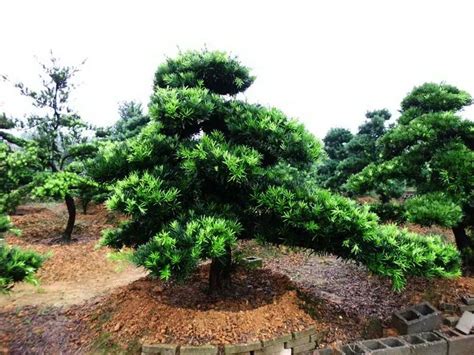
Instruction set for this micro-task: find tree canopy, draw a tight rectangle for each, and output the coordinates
[348,83,474,261]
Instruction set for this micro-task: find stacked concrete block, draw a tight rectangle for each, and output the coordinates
[400,332,447,355]
[223,340,263,354]
[334,332,449,355]
[282,326,317,354]
[142,343,177,355]
[436,328,474,355]
[142,326,321,355]
[334,337,408,354]
[392,302,441,334]
[180,345,218,355]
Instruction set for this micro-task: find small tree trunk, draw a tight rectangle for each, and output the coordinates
[208,246,232,293]
[63,194,76,242]
[452,224,471,251]
[81,199,89,215]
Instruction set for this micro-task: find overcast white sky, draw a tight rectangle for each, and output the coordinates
[1,0,474,138]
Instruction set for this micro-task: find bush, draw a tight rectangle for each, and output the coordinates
[0,244,44,292]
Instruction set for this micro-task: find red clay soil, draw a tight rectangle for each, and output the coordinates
[82,266,319,347]
[1,203,473,354]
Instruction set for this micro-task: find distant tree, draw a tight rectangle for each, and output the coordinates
[348,83,474,258]
[319,109,404,204]
[97,101,149,141]
[4,55,97,242]
[94,50,460,292]
[317,128,353,189]
[324,128,353,161]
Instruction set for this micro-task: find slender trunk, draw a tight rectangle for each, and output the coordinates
[452,224,471,251]
[63,194,76,242]
[208,246,232,293]
[82,199,89,215]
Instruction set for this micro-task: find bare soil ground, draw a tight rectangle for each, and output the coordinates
[0,203,472,354]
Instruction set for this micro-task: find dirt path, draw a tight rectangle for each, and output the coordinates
[0,203,147,309]
[0,267,147,308]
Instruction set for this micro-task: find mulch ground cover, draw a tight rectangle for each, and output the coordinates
[1,203,473,354]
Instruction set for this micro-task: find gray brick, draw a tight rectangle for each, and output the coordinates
[392,302,441,334]
[291,341,316,354]
[180,345,218,355]
[142,343,177,354]
[436,328,474,355]
[285,335,311,348]
[261,334,292,347]
[401,332,447,355]
[253,342,285,354]
[455,311,474,335]
[223,341,262,354]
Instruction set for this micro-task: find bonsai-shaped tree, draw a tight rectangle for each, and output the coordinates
[348,83,474,260]
[4,55,97,242]
[95,50,461,291]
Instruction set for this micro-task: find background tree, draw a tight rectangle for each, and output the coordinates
[96,101,149,141]
[4,55,97,242]
[348,83,474,261]
[95,50,461,292]
[0,139,43,292]
[319,110,406,221]
[317,128,353,189]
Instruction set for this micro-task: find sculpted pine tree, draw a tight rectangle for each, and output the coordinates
[95,51,461,292]
[4,55,97,242]
[348,83,474,260]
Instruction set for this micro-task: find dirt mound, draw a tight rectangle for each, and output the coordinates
[84,266,317,347]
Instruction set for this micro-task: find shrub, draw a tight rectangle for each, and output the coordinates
[0,243,44,292]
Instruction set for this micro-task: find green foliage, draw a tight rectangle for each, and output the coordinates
[99,50,461,290]
[0,244,44,292]
[349,82,473,253]
[404,193,463,227]
[0,142,42,213]
[154,49,255,95]
[368,202,406,224]
[400,83,472,123]
[33,171,98,200]
[134,217,240,280]
[319,109,404,201]
[254,185,460,290]
[323,128,353,160]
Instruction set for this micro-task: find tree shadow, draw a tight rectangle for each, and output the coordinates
[132,264,296,312]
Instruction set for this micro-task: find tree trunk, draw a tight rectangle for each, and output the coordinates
[208,246,232,293]
[63,194,76,242]
[452,224,471,251]
[81,199,89,215]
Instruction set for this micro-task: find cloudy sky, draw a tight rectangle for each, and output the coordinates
[1,0,473,138]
